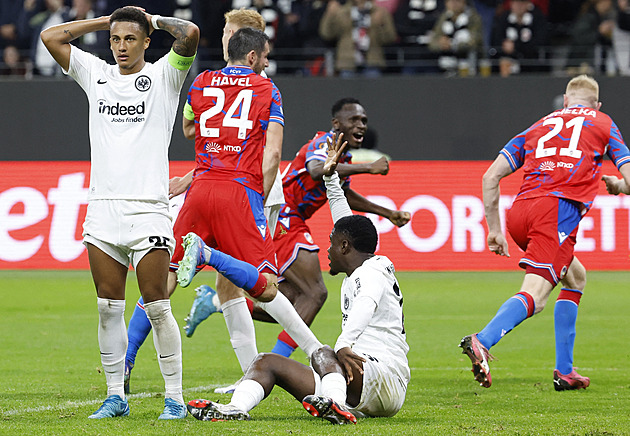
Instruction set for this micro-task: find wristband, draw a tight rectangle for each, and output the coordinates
[151,14,162,30]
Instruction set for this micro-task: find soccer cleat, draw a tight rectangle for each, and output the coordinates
[123,360,133,395]
[302,395,357,425]
[158,398,187,420]
[187,399,250,421]
[177,232,208,288]
[88,395,130,419]
[553,369,590,391]
[459,334,494,388]
[184,285,221,337]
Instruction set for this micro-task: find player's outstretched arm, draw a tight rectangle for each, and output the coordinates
[150,14,199,57]
[40,16,110,72]
[482,155,513,257]
[309,155,389,181]
[344,189,411,227]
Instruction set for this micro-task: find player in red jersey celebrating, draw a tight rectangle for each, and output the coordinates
[460,75,630,390]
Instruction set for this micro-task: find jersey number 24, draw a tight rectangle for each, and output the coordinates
[199,88,254,140]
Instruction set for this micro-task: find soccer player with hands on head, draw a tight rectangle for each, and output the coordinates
[40,5,199,419]
[186,131,410,425]
[460,75,630,391]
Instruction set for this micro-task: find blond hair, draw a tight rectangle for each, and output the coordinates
[225,8,265,32]
[565,74,599,108]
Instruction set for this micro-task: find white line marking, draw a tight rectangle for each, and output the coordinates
[2,384,224,417]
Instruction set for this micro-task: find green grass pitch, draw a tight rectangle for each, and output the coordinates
[1,270,629,435]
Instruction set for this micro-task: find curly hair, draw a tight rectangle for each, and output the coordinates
[333,215,378,254]
[110,7,149,36]
[331,97,361,118]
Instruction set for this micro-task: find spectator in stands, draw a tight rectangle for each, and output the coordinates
[319,0,397,77]
[286,0,330,76]
[0,0,26,50]
[67,0,107,55]
[190,0,232,70]
[0,44,31,76]
[473,0,502,53]
[394,0,444,74]
[613,0,630,74]
[566,0,616,74]
[374,0,401,13]
[19,0,71,76]
[428,0,483,75]
[490,0,549,76]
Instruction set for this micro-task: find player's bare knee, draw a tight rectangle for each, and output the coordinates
[564,265,587,291]
[254,273,278,303]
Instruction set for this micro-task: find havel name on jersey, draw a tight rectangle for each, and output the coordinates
[209,76,252,87]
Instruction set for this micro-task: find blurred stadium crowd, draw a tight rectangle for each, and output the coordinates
[1,0,628,78]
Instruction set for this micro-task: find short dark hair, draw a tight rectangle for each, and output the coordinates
[110,7,149,37]
[331,98,361,118]
[334,215,378,254]
[227,27,269,63]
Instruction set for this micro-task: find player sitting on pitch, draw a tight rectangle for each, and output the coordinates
[185,132,410,424]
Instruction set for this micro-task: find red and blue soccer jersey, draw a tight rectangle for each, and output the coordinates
[501,105,630,211]
[281,131,352,221]
[186,65,284,195]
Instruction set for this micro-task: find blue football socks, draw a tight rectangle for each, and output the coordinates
[477,292,535,350]
[126,297,152,365]
[271,339,296,357]
[554,288,582,374]
[206,248,261,291]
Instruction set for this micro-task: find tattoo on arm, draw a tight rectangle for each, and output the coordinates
[156,17,198,57]
[63,29,75,41]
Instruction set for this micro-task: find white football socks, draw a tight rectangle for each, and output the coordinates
[257,292,323,358]
[229,379,265,412]
[144,299,184,405]
[96,298,127,398]
[222,297,259,372]
[321,372,347,405]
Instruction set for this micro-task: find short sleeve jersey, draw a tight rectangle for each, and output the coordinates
[501,105,630,211]
[281,131,352,220]
[186,65,284,195]
[64,46,193,204]
[337,255,410,383]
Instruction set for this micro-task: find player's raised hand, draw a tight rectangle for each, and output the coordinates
[487,232,510,257]
[368,156,389,175]
[323,132,348,176]
[389,210,411,227]
[336,347,365,383]
[602,175,626,195]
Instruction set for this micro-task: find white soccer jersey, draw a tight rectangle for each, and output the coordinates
[65,45,191,204]
[335,255,410,384]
